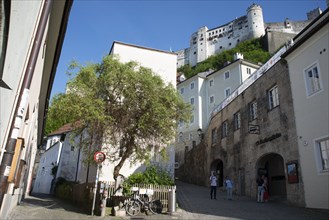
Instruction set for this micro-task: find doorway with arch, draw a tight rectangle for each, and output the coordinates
[210,159,224,187]
[256,153,287,200]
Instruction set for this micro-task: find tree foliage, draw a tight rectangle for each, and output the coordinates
[45,55,192,179]
[178,37,271,78]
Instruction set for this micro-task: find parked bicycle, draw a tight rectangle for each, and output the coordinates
[125,187,163,216]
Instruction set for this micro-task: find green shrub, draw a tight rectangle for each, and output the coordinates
[55,179,73,200]
[123,165,174,194]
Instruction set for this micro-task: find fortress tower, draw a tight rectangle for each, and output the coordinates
[247,3,265,38]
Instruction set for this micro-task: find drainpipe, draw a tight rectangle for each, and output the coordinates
[0,0,53,206]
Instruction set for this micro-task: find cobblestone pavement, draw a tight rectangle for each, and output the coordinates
[8,181,329,220]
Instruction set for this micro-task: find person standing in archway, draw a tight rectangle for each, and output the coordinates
[262,175,269,202]
[256,175,264,202]
[210,171,218,200]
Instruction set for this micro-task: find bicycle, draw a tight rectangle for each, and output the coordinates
[125,187,163,216]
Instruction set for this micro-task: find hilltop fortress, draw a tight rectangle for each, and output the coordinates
[176,3,323,67]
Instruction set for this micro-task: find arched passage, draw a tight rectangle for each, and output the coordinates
[256,153,287,200]
[210,159,223,187]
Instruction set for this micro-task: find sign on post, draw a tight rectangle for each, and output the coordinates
[94,151,106,163]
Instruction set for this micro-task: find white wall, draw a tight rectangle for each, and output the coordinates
[285,22,329,209]
[110,42,177,86]
[33,142,62,194]
[0,1,42,160]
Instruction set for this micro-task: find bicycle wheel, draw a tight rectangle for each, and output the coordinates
[125,200,141,216]
[148,199,163,214]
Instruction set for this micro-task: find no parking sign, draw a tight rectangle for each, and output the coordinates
[93,151,106,163]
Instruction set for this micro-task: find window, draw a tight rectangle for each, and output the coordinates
[234,112,241,130]
[190,115,194,124]
[268,85,279,110]
[224,71,230,79]
[304,63,322,96]
[71,146,75,151]
[190,82,195,90]
[211,128,217,145]
[225,88,231,98]
[247,67,251,75]
[190,97,195,105]
[249,101,257,121]
[189,133,193,140]
[221,121,228,138]
[317,139,329,171]
[178,119,184,128]
[180,87,184,94]
[209,79,214,87]
[210,95,214,104]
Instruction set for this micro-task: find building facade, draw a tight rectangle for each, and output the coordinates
[176,9,329,209]
[0,1,72,218]
[176,55,260,167]
[282,9,329,209]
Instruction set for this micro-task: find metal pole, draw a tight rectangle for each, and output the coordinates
[0,0,53,206]
[91,164,100,216]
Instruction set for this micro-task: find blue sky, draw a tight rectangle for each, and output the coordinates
[50,0,327,98]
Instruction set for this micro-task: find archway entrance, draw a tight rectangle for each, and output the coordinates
[257,153,287,200]
[210,159,223,187]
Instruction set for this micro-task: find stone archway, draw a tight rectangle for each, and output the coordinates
[210,159,224,187]
[257,153,287,200]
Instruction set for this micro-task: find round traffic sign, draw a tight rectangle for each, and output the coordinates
[94,151,106,163]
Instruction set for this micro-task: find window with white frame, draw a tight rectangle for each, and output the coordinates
[317,138,329,171]
[178,119,184,128]
[224,71,230,79]
[190,115,194,124]
[180,87,184,94]
[190,97,195,105]
[190,82,195,90]
[225,88,231,98]
[234,112,241,130]
[210,95,214,104]
[304,63,322,96]
[268,85,279,110]
[221,121,228,138]
[249,101,257,121]
[209,79,214,87]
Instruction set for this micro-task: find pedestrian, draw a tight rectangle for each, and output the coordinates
[262,175,269,202]
[224,176,233,200]
[256,175,264,203]
[209,171,217,200]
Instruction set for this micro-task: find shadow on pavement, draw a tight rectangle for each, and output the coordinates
[25,193,90,215]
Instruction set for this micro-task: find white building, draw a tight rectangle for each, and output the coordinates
[176,54,260,165]
[176,3,322,68]
[282,9,329,209]
[109,41,177,85]
[0,1,72,218]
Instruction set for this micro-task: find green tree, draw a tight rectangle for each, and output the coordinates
[45,55,191,180]
[177,37,271,78]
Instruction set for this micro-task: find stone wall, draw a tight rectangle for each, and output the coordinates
[176,59,305,207]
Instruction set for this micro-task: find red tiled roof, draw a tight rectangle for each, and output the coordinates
[48,123,73,136]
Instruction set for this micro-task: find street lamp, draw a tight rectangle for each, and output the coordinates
[197,128,204,140]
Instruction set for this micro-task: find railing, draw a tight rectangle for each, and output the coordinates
[101,181,175,212]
